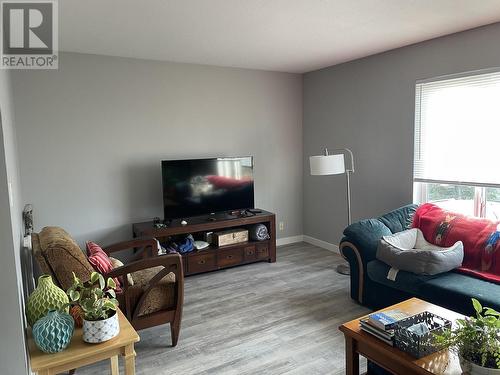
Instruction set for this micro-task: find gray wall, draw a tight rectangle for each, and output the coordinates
[12,53,303,245]
[0,70,28,374]
[303,22,500,245]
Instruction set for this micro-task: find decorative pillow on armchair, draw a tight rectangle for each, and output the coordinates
[86,241,122,291]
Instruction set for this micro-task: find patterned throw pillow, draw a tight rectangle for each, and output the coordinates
[86,241,121,291]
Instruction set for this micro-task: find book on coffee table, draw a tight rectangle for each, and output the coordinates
[368,309,410,331]
[359,318,394,346]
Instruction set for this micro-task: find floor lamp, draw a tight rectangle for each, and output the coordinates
[309,148,354,275]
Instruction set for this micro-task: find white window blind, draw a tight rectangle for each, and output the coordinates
[414,69,500,187]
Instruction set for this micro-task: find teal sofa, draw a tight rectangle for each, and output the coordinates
[339,204,500,316]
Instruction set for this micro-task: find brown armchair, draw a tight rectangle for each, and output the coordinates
[32,226,184,346]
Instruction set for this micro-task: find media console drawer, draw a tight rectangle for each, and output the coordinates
[188,252,217,274]
[256,243,269,259]
[218,247,244,267]
[243,245,257,261]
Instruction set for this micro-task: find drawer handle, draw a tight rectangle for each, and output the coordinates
[226,255,234,259]
[198,260,206,265]
[247,250,254,255]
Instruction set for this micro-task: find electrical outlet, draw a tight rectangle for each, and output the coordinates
[279,221,284,231]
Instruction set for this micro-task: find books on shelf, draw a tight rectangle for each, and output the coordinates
[359,309,411,346]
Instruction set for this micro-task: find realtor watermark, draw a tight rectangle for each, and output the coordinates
[1,0,58,69]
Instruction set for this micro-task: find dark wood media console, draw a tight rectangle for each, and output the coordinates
[132,210,276,276]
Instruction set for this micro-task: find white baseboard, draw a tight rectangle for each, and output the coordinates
[303,235,340,254]
[276,235,304,246]
[276,234,340,255]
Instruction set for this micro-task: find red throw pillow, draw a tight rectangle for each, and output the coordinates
[86,241,121,291]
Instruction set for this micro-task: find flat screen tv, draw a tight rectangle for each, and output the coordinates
[161,157,255,220]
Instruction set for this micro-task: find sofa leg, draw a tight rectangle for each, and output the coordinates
[170,319,181,347]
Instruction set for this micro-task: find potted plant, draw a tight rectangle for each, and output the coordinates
[435,298,500,375]
[67,271,120,343]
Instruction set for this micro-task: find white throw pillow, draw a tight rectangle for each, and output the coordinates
[109,257,134,286]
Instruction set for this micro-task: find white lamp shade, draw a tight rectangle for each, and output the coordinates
[309,154,345,175]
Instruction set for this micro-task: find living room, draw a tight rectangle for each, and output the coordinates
[1,1,500,374]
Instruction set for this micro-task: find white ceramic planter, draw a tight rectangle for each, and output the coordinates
[82,312,120,343]
[460,356,500,375]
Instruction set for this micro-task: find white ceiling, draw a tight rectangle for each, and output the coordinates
[60,0,500,73]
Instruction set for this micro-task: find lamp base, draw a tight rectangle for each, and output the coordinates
[336,263,350,275]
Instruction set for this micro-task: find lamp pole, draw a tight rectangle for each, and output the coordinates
[324,147,354,225]
[322,147,354,275]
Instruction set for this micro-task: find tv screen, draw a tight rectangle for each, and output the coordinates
[161,157,255,220]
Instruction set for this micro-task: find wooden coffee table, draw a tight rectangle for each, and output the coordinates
[28,309,139,375]
[339,298,464,375]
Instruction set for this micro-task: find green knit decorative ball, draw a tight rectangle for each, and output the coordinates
[26,275,69,326]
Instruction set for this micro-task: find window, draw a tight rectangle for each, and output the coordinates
[413,69,500,219]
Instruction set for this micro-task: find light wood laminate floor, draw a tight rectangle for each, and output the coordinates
[77,242,369,374]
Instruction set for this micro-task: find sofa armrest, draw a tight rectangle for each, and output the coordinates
[340,218,392,304]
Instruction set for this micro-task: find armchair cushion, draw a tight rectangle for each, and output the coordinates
[128,266,176,317]
[36,227,94,290]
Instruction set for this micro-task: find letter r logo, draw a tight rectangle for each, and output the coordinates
[2,2,53,54]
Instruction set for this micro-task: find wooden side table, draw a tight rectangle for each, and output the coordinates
[339,298,464,375]
[28,309,139,375]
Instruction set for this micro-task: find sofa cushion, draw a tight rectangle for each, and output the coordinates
[37,227,94,290]
[367,259,437,295]
[419,272,500,314]
[378,204,417,234]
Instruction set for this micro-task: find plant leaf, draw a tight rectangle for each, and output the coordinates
[472,298,483,315]
[90,272,100,284]
[107,277,116,289]
[485,308,500,317]
[69,290,80,302]
[98,274,105,290]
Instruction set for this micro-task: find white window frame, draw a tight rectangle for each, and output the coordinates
[413,68,500,219]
